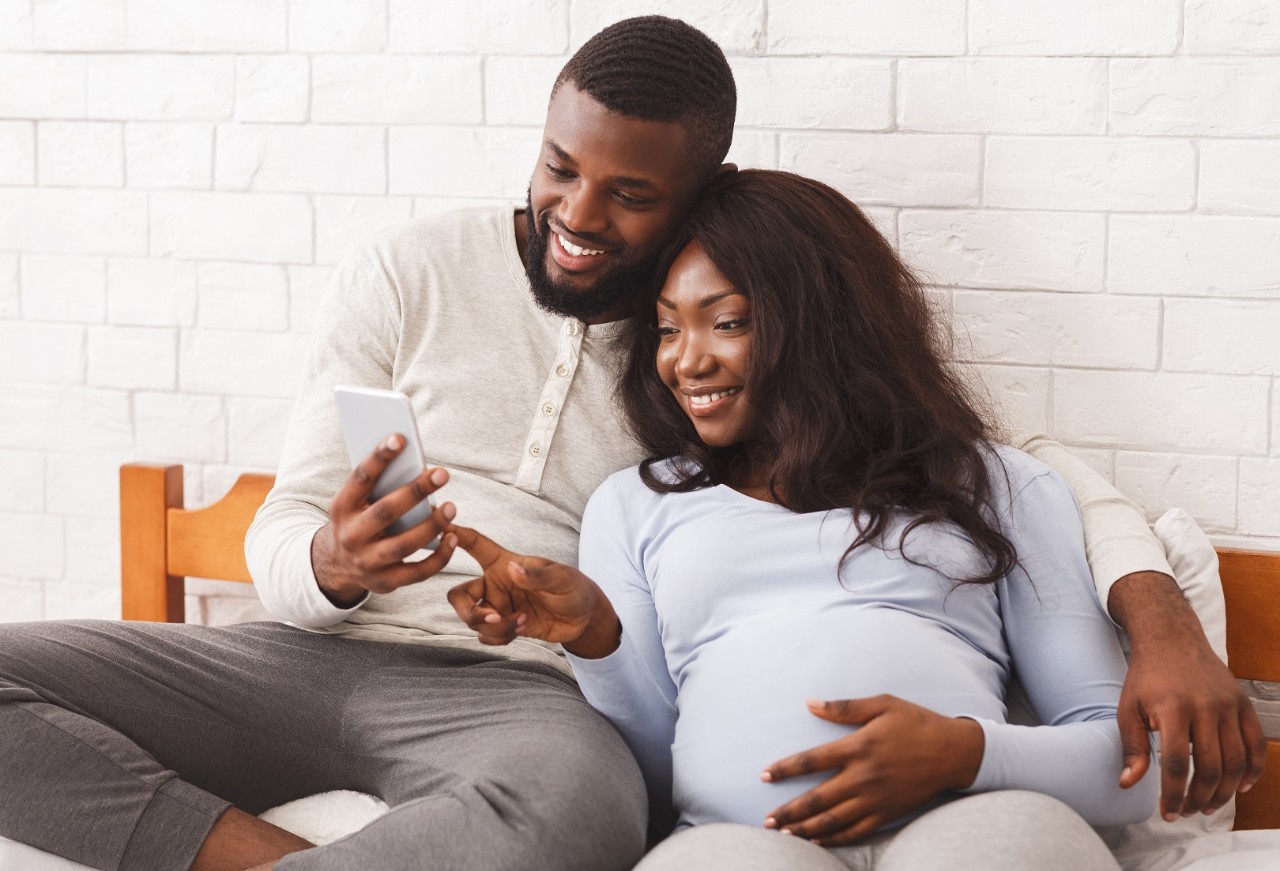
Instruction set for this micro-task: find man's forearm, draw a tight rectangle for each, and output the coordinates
[1107,569,1208,651]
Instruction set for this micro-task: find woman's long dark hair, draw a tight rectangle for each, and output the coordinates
[620,169,1017,585]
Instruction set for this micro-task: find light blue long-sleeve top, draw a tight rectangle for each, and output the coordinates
[566,446,1157,832]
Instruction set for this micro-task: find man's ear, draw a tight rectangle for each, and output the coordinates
[713,162,738,178]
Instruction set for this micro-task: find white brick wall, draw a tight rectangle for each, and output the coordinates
[1,0,1277,624]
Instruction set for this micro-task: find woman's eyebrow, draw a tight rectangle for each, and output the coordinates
[656,289,745,310]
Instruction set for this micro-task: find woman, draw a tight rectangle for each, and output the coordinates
[447,170,1156,870]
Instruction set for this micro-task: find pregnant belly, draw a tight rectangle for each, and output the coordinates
[671,606,1003,827]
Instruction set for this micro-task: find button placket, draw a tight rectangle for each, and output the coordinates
[513,320,585,493]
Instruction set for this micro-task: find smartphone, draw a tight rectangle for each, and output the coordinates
[334,385,440,544]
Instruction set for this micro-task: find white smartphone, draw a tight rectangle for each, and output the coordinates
[334,385,440,544]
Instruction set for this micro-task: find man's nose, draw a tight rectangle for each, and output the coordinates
[558,184,609,237]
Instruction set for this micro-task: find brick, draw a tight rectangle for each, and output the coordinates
[0,513,62,579]
[288,265,334,334]
[289,0,386,51]
[1108,216,1280,297]
[216,124,384,195]
[179,330,312,398]
[62,517,121,585]
[1240,459,1280,535]
[984,137,1195,211]
[33,0,125,50]
[0,580,43,623]
[0,121,34,185]
[126,0,287,52]
[312,56,481,124]
[21,255,105,323]
[767,0,963,54]
[0,1,33,50]
[124,123,213,190]
[150,192,312,264]
[781,134,979,208]
[1053,371,1269,454]
[197,262,289,331]
[1185,0,1280,54]
[899,59,1107,134]
[390,127,540,197]
[900,210,1104,293]
[135,392,226,463]
[732,58,893,130]
[1115,452,1238,532]
[957,363,1051,433]
[0,54,85,119]
[392,0,568,53]
[0,450,43,511]
[0,322,84,384]
[38,121,124,188]
[228,398,295,468]
[47,451,122,518]
[0,255,17,318]
[1274,380,1279,458]
[1164,300,1280,376]
[235,56,309,124]
[0,188,146,256]
[726,132,777,170]
[484,56,566,126]
[1200,140,1280,215]
[970,0,1179,55]
[315,197,414,265]
[107,258,197,327]
[1111,59,1280,137]
[570,0,764,54]
[87,325,176,390]
[953,291,1158,369]
[87,55,235,121]
[0,386,133,453]
[44,582,120,620]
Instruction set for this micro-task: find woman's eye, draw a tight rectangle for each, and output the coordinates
[715,318,749,331]
[655,325,678,338]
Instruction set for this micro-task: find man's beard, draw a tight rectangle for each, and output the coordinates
[523,193,661,322]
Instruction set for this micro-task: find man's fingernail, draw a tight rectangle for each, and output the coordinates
[1121,766,1132,781]
[1163,812,1179,822]
[383,434,402,450]
[445,534,457,548]
[430,468,447,486]
[763,817,776,828]
[1241,783,1253,793]
[442,503,456,521]
[760,771,773,782]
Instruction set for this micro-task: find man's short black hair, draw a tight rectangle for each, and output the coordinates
[554,15,736,177]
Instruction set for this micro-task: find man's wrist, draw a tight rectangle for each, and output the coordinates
[563,596,622,660]
[310,525,366,608]
[1108,570,1205,653]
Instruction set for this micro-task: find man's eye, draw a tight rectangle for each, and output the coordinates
[545,163,574,180]
[615,191,650,207]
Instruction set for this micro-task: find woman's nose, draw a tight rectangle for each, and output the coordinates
[675,337,715,378]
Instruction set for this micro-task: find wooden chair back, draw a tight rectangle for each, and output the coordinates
[118,463,1280,830]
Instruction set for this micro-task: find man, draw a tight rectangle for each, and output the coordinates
[0,15,1262,871]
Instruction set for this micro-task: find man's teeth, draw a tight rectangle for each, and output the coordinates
[689,388,742,406]
[557,233,606,257]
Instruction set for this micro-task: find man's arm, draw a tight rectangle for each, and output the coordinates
[1012,431,1266,820]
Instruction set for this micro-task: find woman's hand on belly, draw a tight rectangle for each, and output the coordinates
[760,695,984,846]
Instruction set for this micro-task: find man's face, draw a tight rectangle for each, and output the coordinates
[524,82,707,323]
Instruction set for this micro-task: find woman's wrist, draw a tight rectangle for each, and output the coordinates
[563,590,622,659]
[948,717,985,790]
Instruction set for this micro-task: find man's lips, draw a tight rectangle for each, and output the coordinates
[547,225,616,274]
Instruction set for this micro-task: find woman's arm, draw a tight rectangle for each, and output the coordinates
[968,458,1158,825]
[568,482,680,838]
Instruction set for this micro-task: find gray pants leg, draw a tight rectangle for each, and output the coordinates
[635,791,1119,871]
[0,620,646,871]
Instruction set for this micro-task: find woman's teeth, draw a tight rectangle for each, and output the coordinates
[557,233,605,257]
[689,388,742,406]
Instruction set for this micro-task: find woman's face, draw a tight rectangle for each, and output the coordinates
[655,241,758,448]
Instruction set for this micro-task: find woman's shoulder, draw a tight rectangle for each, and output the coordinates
[984,442,1079,517]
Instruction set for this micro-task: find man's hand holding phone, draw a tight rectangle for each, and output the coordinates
[311,432,459,607]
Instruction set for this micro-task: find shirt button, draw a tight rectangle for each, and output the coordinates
[556,364,569,377]
[529,443,543,457]
[542,403,555,416]
[567,322,580,336]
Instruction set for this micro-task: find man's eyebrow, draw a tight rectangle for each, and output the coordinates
[545,140,658,191]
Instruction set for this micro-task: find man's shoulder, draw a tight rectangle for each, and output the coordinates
[361,205,514,260]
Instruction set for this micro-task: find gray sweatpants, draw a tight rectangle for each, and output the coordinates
[0,620,647,871]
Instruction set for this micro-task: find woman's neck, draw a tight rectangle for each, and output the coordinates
[724,450,781,504]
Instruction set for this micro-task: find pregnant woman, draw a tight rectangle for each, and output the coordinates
[447,170,1157,870]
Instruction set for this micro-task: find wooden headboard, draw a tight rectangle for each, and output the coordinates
[118,462,1280,831]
